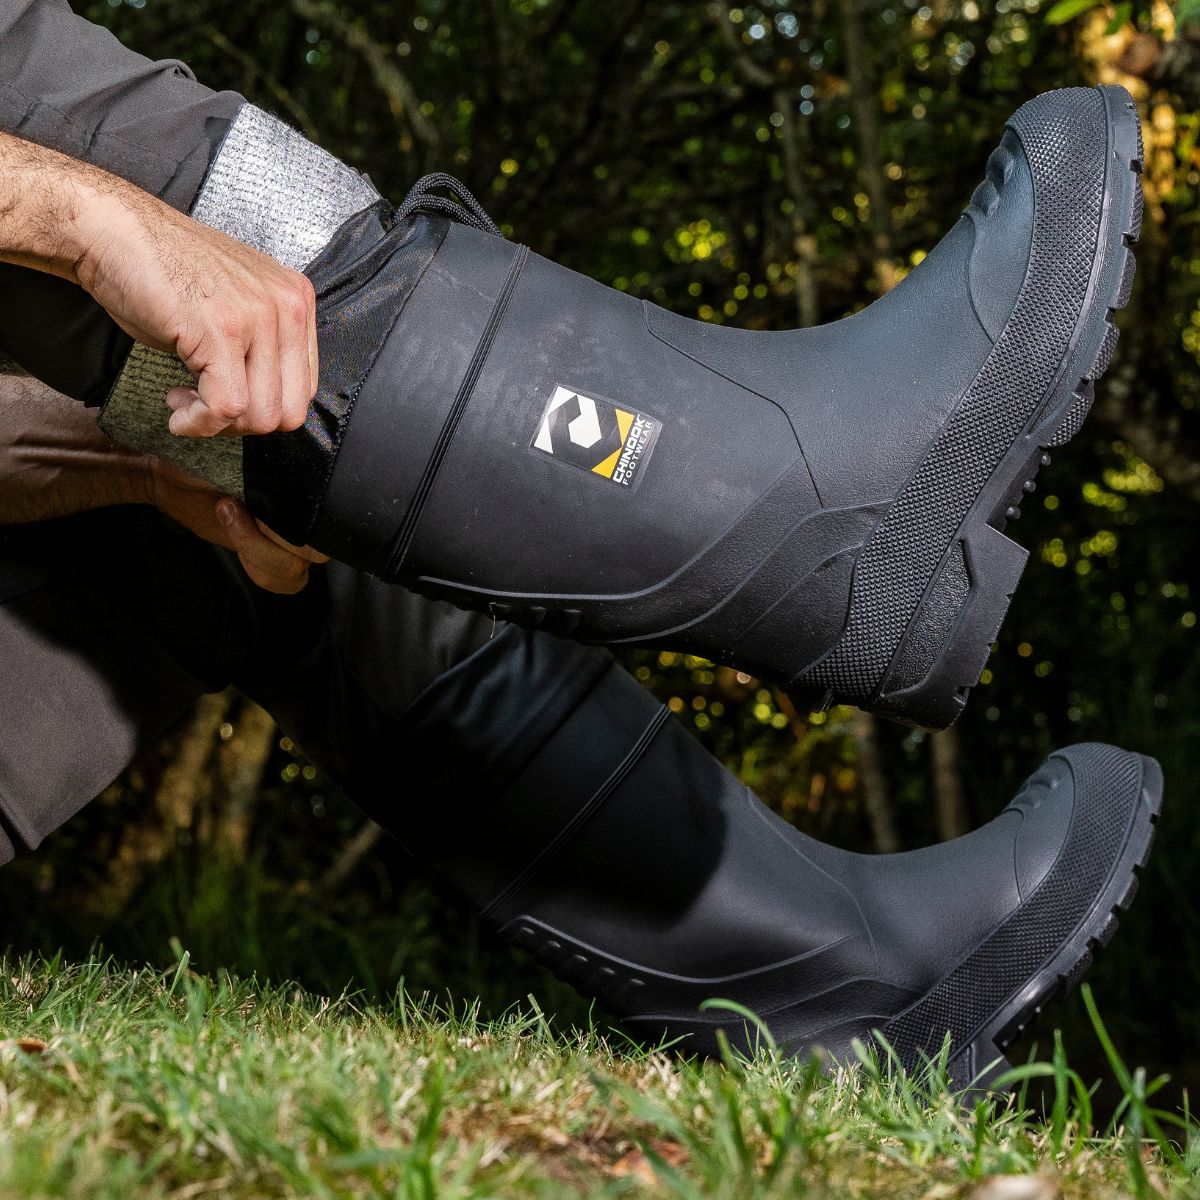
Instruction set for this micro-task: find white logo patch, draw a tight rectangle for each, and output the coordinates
[531,384,662,490]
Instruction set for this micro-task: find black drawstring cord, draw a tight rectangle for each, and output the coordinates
[395,171,502,237]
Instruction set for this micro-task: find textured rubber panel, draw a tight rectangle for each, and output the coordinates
[891,542,969,693]
[883,745,1161,1090]
[801,86,1137,723]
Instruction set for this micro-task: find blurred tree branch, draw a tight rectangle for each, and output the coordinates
[851,710,900,854]
[203,24,319,140]
[216,701,276,863]
[930,728,969,841]
[837,0,899,290]
[86,693,230,920]
[317,821,385,894]
[713,3,774,89]
[290,0,440,161]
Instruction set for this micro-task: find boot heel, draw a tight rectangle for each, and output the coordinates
[875,522,1028,728]
[948,1036,1014,1094]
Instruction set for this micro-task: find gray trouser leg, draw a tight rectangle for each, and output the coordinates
[0,509,253,861]
[0,508,495,864]
[0,0,241,205]
[0,0,243,403]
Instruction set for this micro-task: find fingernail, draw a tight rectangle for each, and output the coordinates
[216,500,235,528]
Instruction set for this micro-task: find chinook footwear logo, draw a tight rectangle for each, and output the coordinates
[531,385,661,489]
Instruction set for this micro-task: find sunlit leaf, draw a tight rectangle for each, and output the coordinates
[1045,0,1103,24]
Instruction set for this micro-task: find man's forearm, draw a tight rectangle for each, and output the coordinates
[0,123,319,438]
[0,131,120,284]
[0,371,147,524]
[0,1,243,406]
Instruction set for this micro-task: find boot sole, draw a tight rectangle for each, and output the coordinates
[865,86,1144,727]
[879,746,1162,1092]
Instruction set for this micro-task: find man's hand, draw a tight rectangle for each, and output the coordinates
[0,132,318,438]
[0,373,327,594]
[146,456,328,595]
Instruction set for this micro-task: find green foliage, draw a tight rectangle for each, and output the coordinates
[1106,2,1135,33]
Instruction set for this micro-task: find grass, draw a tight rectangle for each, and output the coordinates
[0,953,1197,1199]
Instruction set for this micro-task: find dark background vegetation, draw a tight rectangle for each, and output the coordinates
[2,0,1198,1103]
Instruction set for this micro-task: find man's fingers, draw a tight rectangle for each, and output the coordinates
[168,393,226,437]
[165,386,196,413]
[166,385,247,437]
[237,551,308,595]
[235,316,284,436]
[277,289,316,433]
[170,351,250,437]
[217,498,313,594]
[68,180,326,440]
[254,519,330,564]
[307,304,320,405]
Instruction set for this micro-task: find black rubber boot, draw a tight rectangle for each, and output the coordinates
[357,628,1162,1090]
[103,86,1144,728]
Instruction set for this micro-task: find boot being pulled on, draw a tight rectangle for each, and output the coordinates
[102,86,1144,728]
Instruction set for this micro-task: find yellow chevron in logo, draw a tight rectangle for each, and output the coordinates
[591,407,635,478]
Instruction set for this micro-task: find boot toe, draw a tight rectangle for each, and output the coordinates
[879,744,1161,1089]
